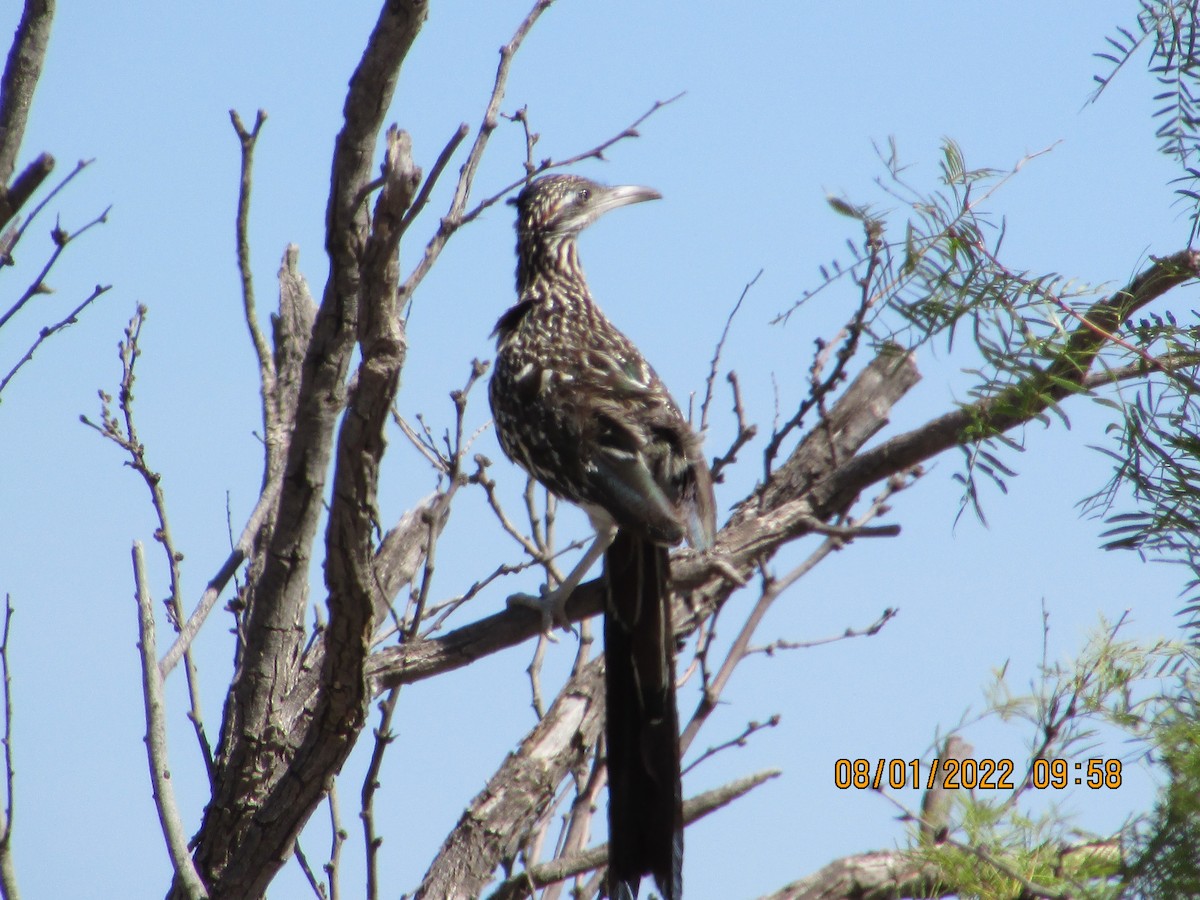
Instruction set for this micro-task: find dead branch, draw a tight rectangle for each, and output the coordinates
[485,769,781,899]
[0,0,55,224]
[0,596,18,900]
[229,109,277,440]
[0,203,109,331]
[756,848,945,900]
[701,269,760,431]
[181,3,430,895]
[132,543,208,900]
[84,307,212,773]
[0,281,109,400]
[413,657,606,899]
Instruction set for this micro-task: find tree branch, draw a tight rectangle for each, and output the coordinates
[0,0,54,212]
[186,3,430,895]
[132,543,209,900]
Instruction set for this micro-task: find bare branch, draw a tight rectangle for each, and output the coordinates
[709,371,756,483]
[398,122,469,239]
[757,848,946,900]
[396,0,555,306]
[292,841,326,900]
[681,470,913,752]
[158,473,282,679]
[0,281,110,401]
[701,269,760,431]
[0,596,18,900]
[361,689,400,900]
[185,4,430,893]
[132,543,209,900]
[0,0,54,193]
[1,157,90,265]
[485,769,781,899]
[0,153,52,233]
[682,716,780,776]
[0,202,109,331]
[753,606,898,655]
[229,109,277,439]
[326,783,345,900]
[84,307,212,774]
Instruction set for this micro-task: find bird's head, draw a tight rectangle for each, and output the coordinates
[511,174,661,240]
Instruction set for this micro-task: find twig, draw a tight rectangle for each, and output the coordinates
[763,214,882,480]
[158,474,281,678]
[398,122,469,238]
[701,269,760,430]
[527,634,549,718]
[4,158,91,261]
[682,716,780,776]
[0,202,109,331]
[681,471,914,752]
[293,840,327,900]
[0,282,110,400]
[132,542,209,899]
[397,0,556,305]
[709,371,756,483]
[0,596,18,900]
[361,689,401,900]
[753,606,898,655]
[83,307,212,773]
[542,741,605,900]
[486,769,780,899]
[228,109,277,427]
[326,783,345,900]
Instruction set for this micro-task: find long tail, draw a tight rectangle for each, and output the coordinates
[603,528,683,900]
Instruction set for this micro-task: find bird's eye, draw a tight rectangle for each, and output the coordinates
[577,188,590,203]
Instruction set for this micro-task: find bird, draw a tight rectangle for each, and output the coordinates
[489,173,716,900]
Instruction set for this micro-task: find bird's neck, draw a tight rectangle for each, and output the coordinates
[515,233,588,297]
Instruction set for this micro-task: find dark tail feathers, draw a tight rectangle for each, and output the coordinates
[603,529,683,900]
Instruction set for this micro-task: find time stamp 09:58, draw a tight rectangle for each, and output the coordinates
[833,757,1123,791]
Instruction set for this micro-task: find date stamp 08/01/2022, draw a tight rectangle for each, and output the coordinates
[833,757,1123,791]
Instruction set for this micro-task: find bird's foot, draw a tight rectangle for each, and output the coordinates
[706,551,746,587]
[506,584,574,635]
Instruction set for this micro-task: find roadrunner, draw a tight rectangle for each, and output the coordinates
[490,174,715,900]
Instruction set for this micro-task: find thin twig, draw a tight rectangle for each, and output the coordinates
[326,783,345,900]
[753,606,898,655]
[0,596,18,900]
[83,307,212,774]
[158,474,281,678]
[701,269,760,430]
[0,282,110,400]
[361,688,400,900]
[5,158,91,260]
[709,371,756,483]
[293,840,327,900]
[486,770,780,899]
[398,122,469,238]
[681,470,914,752]
[229,109,277,427]
[682,716,780,776]
[0,202,109,331]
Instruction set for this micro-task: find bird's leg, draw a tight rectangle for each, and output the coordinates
[508,522,617,631]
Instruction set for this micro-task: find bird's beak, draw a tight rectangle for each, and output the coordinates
[596,184,662,215]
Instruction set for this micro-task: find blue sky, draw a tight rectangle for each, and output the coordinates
[0,2,1191,897]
